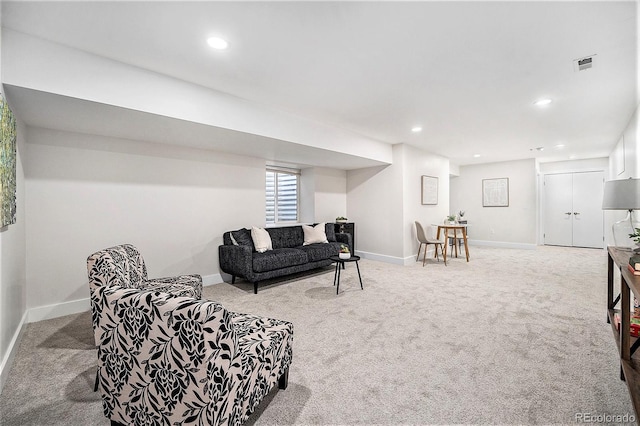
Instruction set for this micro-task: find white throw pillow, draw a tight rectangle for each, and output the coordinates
[251,226,273,253]
[302,222,328,245]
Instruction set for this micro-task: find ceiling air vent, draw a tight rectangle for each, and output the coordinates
[574,54,596,72]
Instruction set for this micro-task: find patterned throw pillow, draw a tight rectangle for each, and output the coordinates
[231,228,255,251]
[251,226,273,253]
[302,223,328,245]
[324,223,336,242]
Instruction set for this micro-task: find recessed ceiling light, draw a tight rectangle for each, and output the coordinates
[473,154,481,158]
[207,36,228,50]
[411,126,422,133]
[534,98,552,107]
[555,144,565,149]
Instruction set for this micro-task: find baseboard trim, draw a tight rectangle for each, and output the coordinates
[360,242,535,267]
[27,274,223,323]
[408,247,444,266]
[202,273,223,286]
[355,250,406,265]
[0,310,28,394]
[468,239,536,250]
[359,248,450,266]
[28,298,90,323]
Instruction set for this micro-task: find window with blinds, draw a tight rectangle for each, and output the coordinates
[266,168,299,224]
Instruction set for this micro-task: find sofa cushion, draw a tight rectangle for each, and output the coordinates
[252,248,308,272]
[297,242,342,262]
[231,228,256,251]
[302,222,328,245]
[251,226,273,253]
[267,226,304,249]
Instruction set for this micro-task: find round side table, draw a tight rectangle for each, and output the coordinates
[329,255,363,295]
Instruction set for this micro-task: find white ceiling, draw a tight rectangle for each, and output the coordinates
[2,1,638,167]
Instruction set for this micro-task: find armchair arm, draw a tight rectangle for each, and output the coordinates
[218,244,253,280]
[91,285,242,426]
[144,274,202,299]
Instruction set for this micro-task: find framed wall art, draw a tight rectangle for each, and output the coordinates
[482,177,509,207]
[421,175,438,205]
[0,93,16,227]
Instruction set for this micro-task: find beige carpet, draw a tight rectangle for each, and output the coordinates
[0,245,635,425]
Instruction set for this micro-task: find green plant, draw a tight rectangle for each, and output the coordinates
[630,228,640,244]
[340,244,350,253]
[446,214,456,222]
[336,216,348,221]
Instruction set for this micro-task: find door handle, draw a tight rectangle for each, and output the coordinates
[565,212,572,216]
[573,212,580,215]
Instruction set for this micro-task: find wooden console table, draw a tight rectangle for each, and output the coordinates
[607,246,640,417]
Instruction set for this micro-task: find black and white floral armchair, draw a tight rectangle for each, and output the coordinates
[87,244,203,299]
[87,244,294,426]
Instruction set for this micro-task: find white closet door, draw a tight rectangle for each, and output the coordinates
[544,173,574,246]
[572,171,604,248]
[543,171,604,248]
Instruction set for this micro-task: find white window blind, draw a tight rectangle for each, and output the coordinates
[266,168,299,224]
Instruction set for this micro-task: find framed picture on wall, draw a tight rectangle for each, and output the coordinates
[482,178,509,207]
[0,93,16,227]
[421,175,438,205]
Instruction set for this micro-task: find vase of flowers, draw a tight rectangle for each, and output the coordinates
[339,244,351,259]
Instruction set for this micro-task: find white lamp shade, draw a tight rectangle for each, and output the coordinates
[602,178,640,210]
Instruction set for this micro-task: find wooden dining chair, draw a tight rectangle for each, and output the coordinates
[415,221,447,266]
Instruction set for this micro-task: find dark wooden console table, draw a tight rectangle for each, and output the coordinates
[334,222,355,252]
[607,246,640,417]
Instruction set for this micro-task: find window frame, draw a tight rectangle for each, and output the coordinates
[266,167,300,225]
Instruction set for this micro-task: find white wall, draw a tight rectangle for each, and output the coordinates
[24,127,265,320]
[292,167,347,224]
[450,159,537,247]
[608,109,638,180]
[347,143,449,264]
[539,158,609,175]
[347,156,403,260]
[608,1,640,180]
[299,168,316,224]
[607,105,640,241]
[311,167,347,223]
[0,118,27,393]
[400,144,450,259]
[0,1,28,393]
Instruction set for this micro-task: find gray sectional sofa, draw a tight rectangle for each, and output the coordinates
[219,223,352,293]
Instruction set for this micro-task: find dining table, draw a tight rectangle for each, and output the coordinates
[435,223,470,262]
